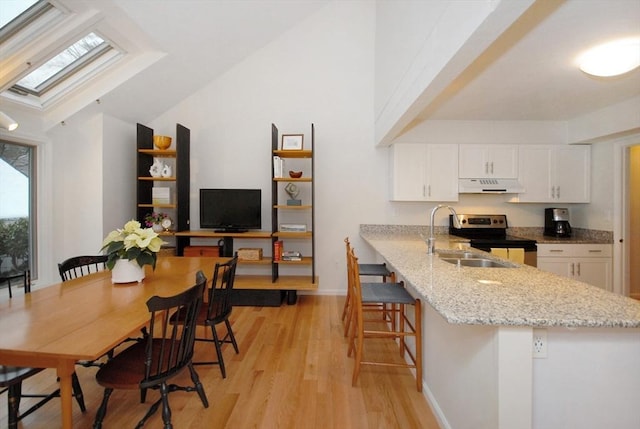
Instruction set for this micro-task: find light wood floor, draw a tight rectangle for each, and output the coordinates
[1,295,440,429]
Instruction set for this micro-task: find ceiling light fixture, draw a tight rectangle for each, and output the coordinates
[578,37,640,77]
[0,111,19,131]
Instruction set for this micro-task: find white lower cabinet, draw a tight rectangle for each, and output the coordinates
[537,244,612,291]
[390,143,458,201]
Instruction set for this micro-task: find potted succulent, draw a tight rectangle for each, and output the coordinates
[101,220,165,283]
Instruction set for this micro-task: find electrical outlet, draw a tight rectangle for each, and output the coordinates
[532,328,547,358]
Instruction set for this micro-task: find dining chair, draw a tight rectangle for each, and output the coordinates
[346,246,423,392]
[342,238,396,337]
[1,277,86,429]
[58,255,108,281]
[0,270,30,299]
[58,254,116,368]
[93,272,208,428]
[173,256,240,378]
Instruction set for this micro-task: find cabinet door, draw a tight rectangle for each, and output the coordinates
[553,145,590,203]
[425,144,458,202]
[459,145,488,178]
[489,145,518,178]
[574,258,611,291]
[390,144,427,201]
[459,145,518,178]
[537,258,572,278]
[517,146,553,202]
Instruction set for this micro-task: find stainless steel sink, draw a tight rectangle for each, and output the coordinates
[440,258,515,268]
[436,251,484,259]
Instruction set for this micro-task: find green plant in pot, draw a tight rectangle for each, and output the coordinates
[101,220,165,282]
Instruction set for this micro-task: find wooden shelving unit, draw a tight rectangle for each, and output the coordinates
[136,123,190,253]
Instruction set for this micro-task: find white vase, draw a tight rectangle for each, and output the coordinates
[111,259,145,284]
[152,223,163,233]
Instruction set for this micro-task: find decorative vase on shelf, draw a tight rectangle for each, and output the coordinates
[161,164,172,178]
[151,223,164,233]
[111,259,145,284]
[149,158,163,177]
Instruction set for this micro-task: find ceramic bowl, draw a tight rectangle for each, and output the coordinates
[289,170,303,178]
[153,135,172,150]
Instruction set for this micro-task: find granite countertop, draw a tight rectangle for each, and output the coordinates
[507,226,613,244]
[359,227,639,329]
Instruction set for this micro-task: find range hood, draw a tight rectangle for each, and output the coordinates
[458,178,525,194]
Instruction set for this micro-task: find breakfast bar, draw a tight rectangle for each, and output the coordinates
[360,225,640,429]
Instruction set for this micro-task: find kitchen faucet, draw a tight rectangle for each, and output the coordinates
[427,204,460,255]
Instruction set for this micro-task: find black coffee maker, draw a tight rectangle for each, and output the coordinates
[544,208,572,237]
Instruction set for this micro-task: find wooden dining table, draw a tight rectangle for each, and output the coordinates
[0,256,220,429]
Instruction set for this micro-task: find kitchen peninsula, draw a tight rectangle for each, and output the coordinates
[360,225,640,429]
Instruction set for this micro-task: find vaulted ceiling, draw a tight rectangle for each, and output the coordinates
[2,0,639,133]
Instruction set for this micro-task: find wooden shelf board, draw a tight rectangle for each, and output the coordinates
[273,150,312,159]
[138,177,176,181]
[174,230,272,239]
[234,275,318,290]
[273,205,312,210]
[138,149,177,157]
[138,204,177,209]
[238,258,273,265]
[274,177,312,182]
[274,231,312,238]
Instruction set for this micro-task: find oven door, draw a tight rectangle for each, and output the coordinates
[469,241,537,267]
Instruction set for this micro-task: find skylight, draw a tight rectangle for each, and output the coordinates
[13,32,111,96]
[1,0,124,109]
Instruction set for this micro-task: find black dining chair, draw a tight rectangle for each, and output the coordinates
[0,270,30,299]
[191,256,240,378]
[0,275,86,428]
[93,272,209,428]
[58,255,108,281]
[58,254,115,368]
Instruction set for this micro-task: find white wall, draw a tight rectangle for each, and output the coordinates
[47,112,107,281]
[147,0,379,294]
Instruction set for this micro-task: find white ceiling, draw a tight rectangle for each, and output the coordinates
[419,0,640,122]
[14,0,640,128]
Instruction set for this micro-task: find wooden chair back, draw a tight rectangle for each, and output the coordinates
[141,272,206,389]
[205,256,238,323]
[0,270,30,298]
[58,255,108,281]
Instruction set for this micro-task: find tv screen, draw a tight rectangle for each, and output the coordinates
[199,189,262,232]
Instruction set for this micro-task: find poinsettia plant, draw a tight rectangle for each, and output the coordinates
[101,220,165,270]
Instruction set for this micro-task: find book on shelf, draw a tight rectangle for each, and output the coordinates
[273,156,284,178]
[281,251,302,261]
[152,187,170,204]
[273,240,283,261]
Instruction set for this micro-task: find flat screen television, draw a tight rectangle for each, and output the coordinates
[199,188,262,232]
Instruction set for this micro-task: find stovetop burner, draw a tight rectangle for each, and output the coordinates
[448,214,537,250]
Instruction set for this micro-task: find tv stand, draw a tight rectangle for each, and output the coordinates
[214,228,248,233]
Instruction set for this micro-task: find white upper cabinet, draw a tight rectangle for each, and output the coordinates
[390,143,458,201]
[516,145,590,203]
[458,144,518,178]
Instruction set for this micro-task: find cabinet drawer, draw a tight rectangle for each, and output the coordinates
[537,243,611,258]
[183,245,220,257]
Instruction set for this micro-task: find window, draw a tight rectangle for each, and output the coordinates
[0,141,35,280]
[1,0,121,106]
[12,32,112,97]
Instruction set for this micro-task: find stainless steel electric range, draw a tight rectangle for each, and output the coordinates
[448,214,538,267]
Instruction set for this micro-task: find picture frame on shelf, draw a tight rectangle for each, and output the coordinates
[281,134,304,151]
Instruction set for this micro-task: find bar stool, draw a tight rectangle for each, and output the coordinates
[342,238,396,337]
[346,246,423,392]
